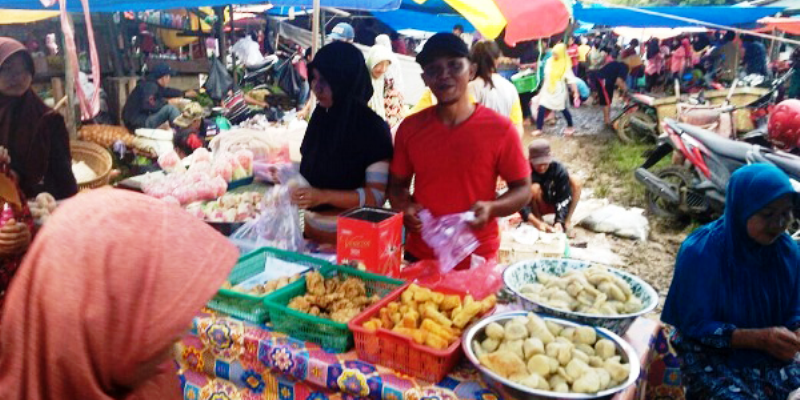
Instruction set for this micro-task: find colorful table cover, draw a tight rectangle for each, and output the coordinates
[175,312,685,400]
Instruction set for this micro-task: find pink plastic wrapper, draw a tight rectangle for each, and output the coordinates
[399,257,502,300]
[419,209,479,274]
[192,148,212,164]
[235,149,254,176]
[0,203,13,226]
[157,150,181,172]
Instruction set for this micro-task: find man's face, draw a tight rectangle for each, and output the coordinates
[421,56,475,106]
[530,160,551,175]
[157,75,171,87]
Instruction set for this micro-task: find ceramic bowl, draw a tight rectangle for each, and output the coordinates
[503,258,658,335]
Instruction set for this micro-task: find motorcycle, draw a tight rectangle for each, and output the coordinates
[635,118,800,228]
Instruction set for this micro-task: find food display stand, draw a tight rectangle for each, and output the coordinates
[175,309,682,400]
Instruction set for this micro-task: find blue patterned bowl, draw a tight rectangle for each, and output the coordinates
[503,258,658,335]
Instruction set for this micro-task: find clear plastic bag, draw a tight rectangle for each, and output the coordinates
[231,168,309,252]
[418,209,479,274]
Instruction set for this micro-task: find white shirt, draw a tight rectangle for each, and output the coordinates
[231,36,265,68]
[539,60,577,111]
[470,74,517,118]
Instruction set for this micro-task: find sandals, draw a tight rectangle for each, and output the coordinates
[563,127,575,136]
[530,129,543,137]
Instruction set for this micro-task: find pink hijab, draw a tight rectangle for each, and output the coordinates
[0,189,239,399]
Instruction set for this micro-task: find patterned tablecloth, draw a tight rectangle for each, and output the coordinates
[175,312,685,400]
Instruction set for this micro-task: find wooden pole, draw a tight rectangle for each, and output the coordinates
[63,13,78,139]
[312,0,321,56]
[215,6,227,62]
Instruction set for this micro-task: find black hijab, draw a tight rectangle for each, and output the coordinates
[300,42,393,197]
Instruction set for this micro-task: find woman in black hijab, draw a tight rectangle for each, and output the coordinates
[291,42,393,244]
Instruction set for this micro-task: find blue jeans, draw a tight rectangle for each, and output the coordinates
[536,105,573,130]
[144,104,181,128]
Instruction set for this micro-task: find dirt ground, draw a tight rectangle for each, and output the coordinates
[523,102,687,317]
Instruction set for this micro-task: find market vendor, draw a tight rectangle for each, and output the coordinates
[122,63,196,131]
[0,189,239,399]
[662,164,800,399]
[388,33,531,266]
[0,38,77,200]
[520,139,581,235]
[292,41,393,244]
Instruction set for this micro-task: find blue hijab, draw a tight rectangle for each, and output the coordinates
[662,164,800,367]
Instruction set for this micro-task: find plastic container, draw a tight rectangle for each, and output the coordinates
[348,283,489,382]
[263,265,404,353]
[512,74,539,94]
[207,247,333,324]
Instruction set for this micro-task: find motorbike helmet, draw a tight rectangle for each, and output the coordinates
[768,99,800,151]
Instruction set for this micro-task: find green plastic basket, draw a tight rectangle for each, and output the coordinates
[513,74,539,93]
[263,265,404,353]
[207,247,334,324]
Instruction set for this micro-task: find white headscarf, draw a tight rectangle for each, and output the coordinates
[373,34,405,94]
[366,45,394,120]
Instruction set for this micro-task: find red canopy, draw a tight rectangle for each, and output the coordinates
[758,17,800,35]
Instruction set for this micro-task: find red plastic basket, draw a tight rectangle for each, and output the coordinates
[349,283,485,383]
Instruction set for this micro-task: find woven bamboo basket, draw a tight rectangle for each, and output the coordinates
[70,140,112,190]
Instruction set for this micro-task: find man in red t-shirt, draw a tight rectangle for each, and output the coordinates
[389,33,532,264]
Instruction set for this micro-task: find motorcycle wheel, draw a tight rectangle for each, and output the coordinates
[646,165,694,222]
[616,110,657,144]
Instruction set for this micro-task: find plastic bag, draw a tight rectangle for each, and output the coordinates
[231,168,309,252]
[276,60,301,100]
[204,57,234,102]
[418,209,479,274]
[399,256,502,300]
[578,204,650,241]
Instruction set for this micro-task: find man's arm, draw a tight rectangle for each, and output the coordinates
[388,173,422,232]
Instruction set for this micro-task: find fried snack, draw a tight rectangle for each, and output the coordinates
[288,295,312,312]
[420,318,455,343]
[424,333,449,350]
[337,277,366,298]
[380,308,394,329]
[306,272,326,296]
[363,319,382,331]
[440,295,461,311]
[285,273,377,323]
[481,294,497,313]
[402,309,420,328]
[452,301,483,328]
[421,303,453,328]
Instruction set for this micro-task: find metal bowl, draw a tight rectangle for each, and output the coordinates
[503,258,658,335]
[463,311,641,400]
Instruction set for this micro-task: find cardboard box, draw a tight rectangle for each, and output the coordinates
[337,207,403,277]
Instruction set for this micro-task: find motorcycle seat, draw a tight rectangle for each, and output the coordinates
[676,122,753,161]
[764,152,800,179]
[631,93,655,106]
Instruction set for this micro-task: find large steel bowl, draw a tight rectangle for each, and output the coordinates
[463,311,641,400]
[503,258,658,335]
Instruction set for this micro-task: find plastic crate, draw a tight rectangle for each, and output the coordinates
[207,247,334,324]
[512,74,539,94]
[263,265,404,353]
[348,283,490,382]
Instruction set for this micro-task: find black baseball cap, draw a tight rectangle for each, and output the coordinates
[149,63,175,80]
[416,33,470,67]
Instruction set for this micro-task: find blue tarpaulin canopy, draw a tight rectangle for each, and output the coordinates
[373,0,474,33]
[574,3,785,28]
[0,0,399,13]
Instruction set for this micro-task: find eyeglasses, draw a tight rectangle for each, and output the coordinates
[422,59,468,79]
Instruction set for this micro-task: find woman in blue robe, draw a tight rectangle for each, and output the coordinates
[662,164,800,400]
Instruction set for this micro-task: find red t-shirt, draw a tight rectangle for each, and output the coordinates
[391,105,531,261]
[568,44,580,67]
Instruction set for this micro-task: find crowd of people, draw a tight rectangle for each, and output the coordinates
[0,16,795,399]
